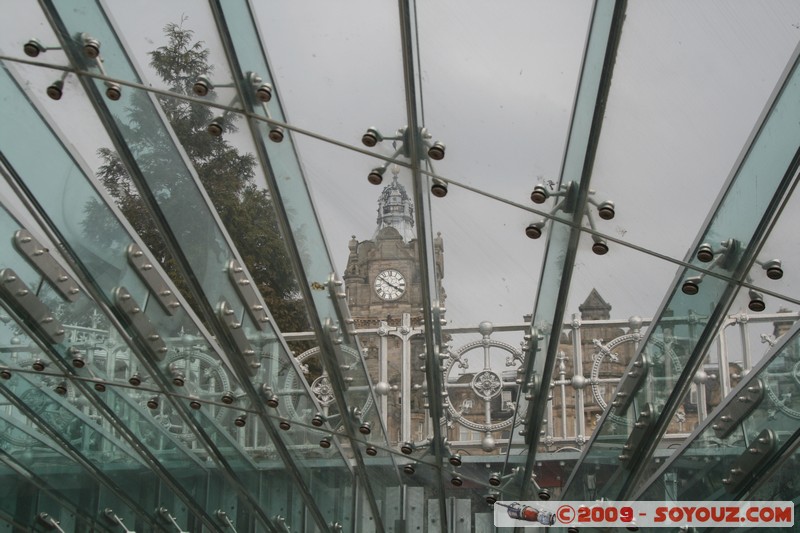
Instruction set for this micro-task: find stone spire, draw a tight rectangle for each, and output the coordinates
[578,289,612,320]
[373,166,415,242]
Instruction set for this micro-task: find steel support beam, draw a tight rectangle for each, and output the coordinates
[396,0,449,526]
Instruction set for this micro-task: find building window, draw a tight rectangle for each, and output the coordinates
[458,426,481,442]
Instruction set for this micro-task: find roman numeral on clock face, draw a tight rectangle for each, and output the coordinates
[375,269,406,300]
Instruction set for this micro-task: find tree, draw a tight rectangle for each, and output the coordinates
[91,20,309,335]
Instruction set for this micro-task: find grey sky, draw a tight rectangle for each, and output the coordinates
[3,0,800,332]
[252,0,800,326]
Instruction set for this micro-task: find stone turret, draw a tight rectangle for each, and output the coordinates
[372,168,415,243]
[579,288,612,320]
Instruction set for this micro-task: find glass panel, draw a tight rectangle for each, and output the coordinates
[44,0,337,434]
[515,1,624,492]
[414,1,592,198]
[746,444,800,503]
[210,7,397,527]
[253,2,407,146]
[588,0,800,263]
[565,39,800,500]
[0,376,161,522]
[29,3,352,528]
[0,444,142,531]
[103,0,246,110]
[0,63,302,530]
[214,1,390,447]
[636,318,800,501]
[2,0,800,527]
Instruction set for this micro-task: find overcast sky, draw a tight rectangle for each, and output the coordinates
[4,0,800,334]
[252,0,800,327]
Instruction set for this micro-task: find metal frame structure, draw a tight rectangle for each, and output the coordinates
[35,1,361,531]
[396,0,450,527]
[0,1,798,531]
[563,35,800,500]
[633,318,800,501]
[513,0,628,501]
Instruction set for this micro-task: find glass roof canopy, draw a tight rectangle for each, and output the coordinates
[1,1,800,531]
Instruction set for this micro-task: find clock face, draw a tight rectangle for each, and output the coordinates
[374,269,406,301]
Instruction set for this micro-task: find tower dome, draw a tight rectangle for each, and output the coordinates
[373,166,415,242]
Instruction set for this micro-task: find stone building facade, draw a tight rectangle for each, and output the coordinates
[340,174,755,456]
[343,175,443,443]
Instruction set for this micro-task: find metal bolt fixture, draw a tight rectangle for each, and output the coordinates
[32,359,46,371]
[220,391,235,405]
[431,178,448,198]
[192,75,212,96]
[365,445,378,456]
[70,348,85,368]
[279,419,291,431]
[400,441,414,455]
[189,398,202,410]
[448,453,462,467]
[268,127,285,143]
[748,290,765,312]
[451,475,463,487]
[24,39,45,57]
[255,82,273,102]
[531,185,549,204]
[359,421,371,435]
[47,79,64,100]
[591,235,609,256]
[81,34,101,59]
[208,117,224,137]
[525,221,545,239]
[147,397,159,410]
[762,259,783,280]
[528,182,615,251]
[682,276,702,295]
[403,464,415,475]
[597,200,615,220]
[360,126,447,190]
[170,366,185,387]
[105,82,122,101]
[234,414,247,428]
[264,389,280,408]
[311,413,326,427]
[361,127,381,147]
[697,243,714,262]
[128,373,143,386]
[368,167,386,185]
[428,141,446,160]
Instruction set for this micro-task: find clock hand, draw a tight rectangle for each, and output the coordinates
[383,281,403,291]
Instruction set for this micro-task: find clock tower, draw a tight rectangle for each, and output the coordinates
[343,169,444,443]
[343,172,444,329]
